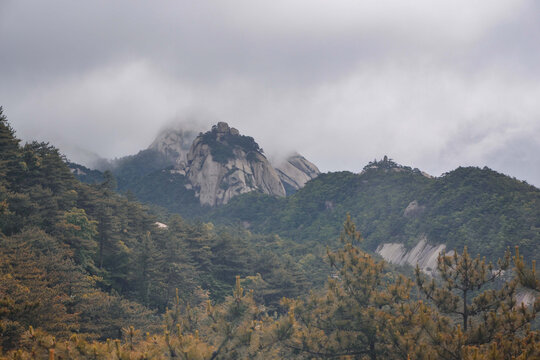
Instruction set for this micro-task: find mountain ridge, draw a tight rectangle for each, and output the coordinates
[208,161,539,263]
[180,122,286,206]
[75,121,321,208]
[66,126,539,265]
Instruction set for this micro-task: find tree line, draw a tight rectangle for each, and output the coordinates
[1,108,538,359]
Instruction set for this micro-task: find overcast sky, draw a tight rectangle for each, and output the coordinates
[1,0,539,186]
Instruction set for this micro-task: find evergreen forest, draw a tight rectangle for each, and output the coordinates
[1,107,539,359]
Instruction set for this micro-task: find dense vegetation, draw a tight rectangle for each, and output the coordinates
[116,167,204,219]
[200,125,262,164]
[3,107,538,358]
[3,213,539,359]
[67,163,104,184]
[111,149,176,189]
[0,108,308,350]
[209,158,540,263]
[86,148,539,268]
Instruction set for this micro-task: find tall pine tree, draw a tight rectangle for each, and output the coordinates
[416,247,539,359]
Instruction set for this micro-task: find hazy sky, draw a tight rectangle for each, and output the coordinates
[1,1,539,186]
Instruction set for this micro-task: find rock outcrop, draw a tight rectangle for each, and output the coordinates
[148,125,201,165]
[147,121,320,206]
[516,289,537,307]
[377,237,537,307]
[376,237,452,275]
[180,122,286,206]
[275,154,320,194]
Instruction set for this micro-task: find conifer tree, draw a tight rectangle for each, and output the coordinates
[415,247,539,359]
[55,207,98,271]
[0,107,21,189]
[280,215,427,359]
[158,216,201,309]
[133,231,162,307]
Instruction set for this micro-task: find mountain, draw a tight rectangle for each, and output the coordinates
[147,124,201,166]
[77,122,321,211]
[209,157,540,263]
[67,121,538,266]
[0,110,312,348]
[179,122,285,206]
[274,153,320,195]
[2,109,539,358]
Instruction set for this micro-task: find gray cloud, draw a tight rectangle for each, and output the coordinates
[1,0,539,186]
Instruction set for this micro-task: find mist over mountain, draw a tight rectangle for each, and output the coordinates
[3,1,540,187]
[2,0,540,356]
[66,122,538,268]
[2,103,539,358]
[72,121,320,213]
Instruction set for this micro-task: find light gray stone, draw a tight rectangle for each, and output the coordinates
[148,125,201,164]
[376,236,452,275]
[275,153,320,191]
[183,124,285,206]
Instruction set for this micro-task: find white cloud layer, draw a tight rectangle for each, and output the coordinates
[1,0,539,185]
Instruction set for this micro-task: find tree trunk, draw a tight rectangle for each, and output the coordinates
[463,289,468,331]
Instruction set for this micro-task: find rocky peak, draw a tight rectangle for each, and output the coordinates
[181,123,285,206]
[361,155,431,178]
[146,121,321,207]
[148,124,202,165]
[213,121,240,137]
[274,153,320,195]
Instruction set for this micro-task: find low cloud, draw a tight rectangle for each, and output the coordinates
[1,1,539,186]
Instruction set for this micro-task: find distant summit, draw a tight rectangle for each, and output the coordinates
[274,154,320,195]
[148,124,203,165]
[362,155,432,178]
[118,121,321,207]
[175,122,284,206]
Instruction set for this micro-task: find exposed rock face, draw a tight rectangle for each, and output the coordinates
[154,222,168,229]
[275,154,320,194]
[516,289,537,307]
[149,126,201,165]
[147,121,320,206]
[378,238,537,308]
[376,237,452,275]
[182,122,286,206]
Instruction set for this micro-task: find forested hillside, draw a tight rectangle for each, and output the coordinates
[210,158,540,262]
[74,148,539,266]
[2,108,539,359]
[0,108,308,350]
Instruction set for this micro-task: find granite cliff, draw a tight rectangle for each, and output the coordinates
[147,122,320,206]
[177,122,285,206]
[275,154,320,194]
[148,125,201,165]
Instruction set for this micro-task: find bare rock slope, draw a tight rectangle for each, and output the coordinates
[275,154,320,194]
[180,122,286,206]
[376,237,451,275]
[148,122,320,206]
[148,125,202,165]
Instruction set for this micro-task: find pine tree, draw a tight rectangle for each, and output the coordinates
[55,207,98,271]
[133,231,162,307]
[280,215,427,359]
[415,247,538,359]
[0,107,21,189]
[157,216,201,309]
